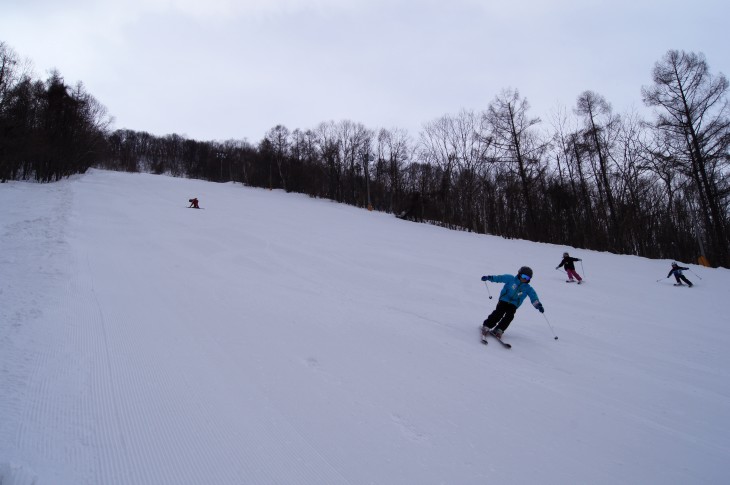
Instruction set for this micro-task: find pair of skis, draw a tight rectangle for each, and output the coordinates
[480,327,511,349]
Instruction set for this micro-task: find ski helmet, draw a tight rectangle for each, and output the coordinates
[517,266,533,278]
[671,262,678,267]
[563,252,569,257]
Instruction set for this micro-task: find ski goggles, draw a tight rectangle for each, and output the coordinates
[519,273,531,281]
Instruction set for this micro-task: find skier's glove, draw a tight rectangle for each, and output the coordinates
[536,303,545,313]
[555,266,559,270]
[481,275,493,282]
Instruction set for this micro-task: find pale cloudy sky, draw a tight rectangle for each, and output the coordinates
[2,0,727,142]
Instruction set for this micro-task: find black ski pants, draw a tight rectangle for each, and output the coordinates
[484,300,518,332]
[674,274,692,286]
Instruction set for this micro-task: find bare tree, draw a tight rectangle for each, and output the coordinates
[575,91,621,247]
[0,42,33,181]
[548,106,595,245]
[0,42,32,110]
[485,89,546,238]
[264,125,291,190]
[417,109,491,228]
[642,50,730,266]
[315,121,342,201]
[375,127,411,213]
[333,120,372,206]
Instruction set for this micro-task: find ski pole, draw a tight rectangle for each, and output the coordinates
[542,313,559,340]
[580,260,586,278]
[655,278,664,283]
[483,281,493,299]
[689,269,703,280]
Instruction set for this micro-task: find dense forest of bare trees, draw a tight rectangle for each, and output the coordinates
[2,41,728,267]
[0,42,110,183]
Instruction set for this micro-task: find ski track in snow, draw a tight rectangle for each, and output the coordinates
[2,170,729,484]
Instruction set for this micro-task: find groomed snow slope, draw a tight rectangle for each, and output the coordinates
[1,169,728,484]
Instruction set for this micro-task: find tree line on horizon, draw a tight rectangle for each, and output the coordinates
[1,41,728,267]
[0,42,110,183]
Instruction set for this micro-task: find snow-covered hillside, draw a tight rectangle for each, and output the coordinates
[1,169,728,484]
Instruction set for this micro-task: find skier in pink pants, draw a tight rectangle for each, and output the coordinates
[556,252,583,284]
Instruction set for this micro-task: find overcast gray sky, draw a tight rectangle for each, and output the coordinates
[2,0,727,142]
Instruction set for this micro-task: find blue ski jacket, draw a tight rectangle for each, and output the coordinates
[487,274,541,309]
[667,266,689,278]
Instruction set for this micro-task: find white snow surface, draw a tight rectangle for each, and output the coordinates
[1,169,729,485]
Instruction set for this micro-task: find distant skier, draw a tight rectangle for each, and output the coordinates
[556,252,583,284]
[667,262,693,287]
[480,266,544,339]
[188,198,200,209]
[396,191,421,221]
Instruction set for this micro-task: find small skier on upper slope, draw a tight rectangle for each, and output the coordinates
[556,252,583,284]
[480,266,544,339]
[667,262,693,287]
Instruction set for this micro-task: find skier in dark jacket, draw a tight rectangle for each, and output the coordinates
[667,262,693,287]
[480,266,544,339]
[188,198,200,209]
[556,252,583,283]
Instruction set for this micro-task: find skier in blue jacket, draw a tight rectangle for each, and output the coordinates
[481,266,544,338]
[667,262,693,287]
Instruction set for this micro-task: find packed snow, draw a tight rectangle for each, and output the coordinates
[1,169,728,484]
